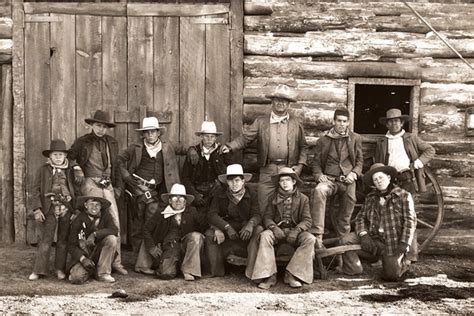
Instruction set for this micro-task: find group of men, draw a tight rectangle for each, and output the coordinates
[28,84,434,287]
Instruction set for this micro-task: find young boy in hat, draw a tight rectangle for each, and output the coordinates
[247,167,315,289]
[339,163,417,281]
[68,110,127,275]
[182,121,232,213]
[137,184,207,280]
[117,116,180,255]
[205,164,262,277]
[68,196,119,284]
[28,139,77,281]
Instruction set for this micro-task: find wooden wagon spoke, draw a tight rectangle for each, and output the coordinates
[417,218,435,229]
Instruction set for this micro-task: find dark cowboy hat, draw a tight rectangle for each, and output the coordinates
[76,195,111,210]
[379,108,411,125]
[217,164,252,184]
[265,84,297,102]
[363,163,398,187]
[271,166,303,187]
[161,183,195,204]
[42,139,69,158]
[85,110,116,128]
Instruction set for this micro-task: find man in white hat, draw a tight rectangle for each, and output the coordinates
[205,164,262,277]
[375,108,435,196]
[338,163,417,281]
[116,117,180,269]
[220,84,308,217]
[69,110,127,275]
[138,183,207,280]
[182,121,232,213]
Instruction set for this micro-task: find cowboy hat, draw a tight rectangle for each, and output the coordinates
[363,163,398,187]
[161,183,195,204]
[271,166,303,186]
[265,84,297,102]
[85,110,116,128]
[136,117,166,132]
[217,164,252,183]
[42,139,69,158]
[379,108,411,124]
[76,195,111,210]
[195,121,223,136]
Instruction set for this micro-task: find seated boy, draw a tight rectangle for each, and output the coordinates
[247,167,315,289]
[29,139,76,281]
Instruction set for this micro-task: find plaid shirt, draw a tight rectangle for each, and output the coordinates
[355,186,416,256]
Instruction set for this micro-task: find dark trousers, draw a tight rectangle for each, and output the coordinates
[32,209,71,275]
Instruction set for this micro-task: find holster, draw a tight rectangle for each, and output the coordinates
[415,168,427,193]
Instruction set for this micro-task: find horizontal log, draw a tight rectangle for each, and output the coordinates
[245,32,474,59]
[244,3,273,15]
[438,177,474,199]
[0,39,12,63]
[244,77,347,103]
[419,105,465,134]
[421,83,474,109]
[426,138,474,155]
[127,4,229,17]
[429,155,474,177]
[0,18,12,39]
[0,4,10,18]
[24,3,127,16]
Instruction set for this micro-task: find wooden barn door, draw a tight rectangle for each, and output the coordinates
[19,2,243,244]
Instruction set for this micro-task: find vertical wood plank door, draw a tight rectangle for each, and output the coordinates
[21,2,242,245]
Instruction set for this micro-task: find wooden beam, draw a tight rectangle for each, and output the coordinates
[12,2,26,243]
[127,4,229,17]
[0,39,12,63]
[24,3,127,16]
[0,18,12,39]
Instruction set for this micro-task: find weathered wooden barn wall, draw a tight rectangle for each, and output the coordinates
[242,0,474,237]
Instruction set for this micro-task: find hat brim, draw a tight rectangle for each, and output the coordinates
[85,118,116,128]
[42,149,69,158]
[136,126,167,132]
[161,193,195,204]
[363,165,398,187]
[76,195,112,210]
[379,115,410,124]
[271,172,303,187]
[194,131,223,136]
[265,93,297,102]
[218,173,253,184]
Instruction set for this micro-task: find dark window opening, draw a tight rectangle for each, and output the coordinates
[354,84,412,135]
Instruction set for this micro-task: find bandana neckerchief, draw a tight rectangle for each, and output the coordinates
[47,158,69,175]
[375,183,395,206]
[202,142,219,161]
[385,129,405,139]
[327,127,349,139]
[161,205,185,219]
[275,187,297,205]
[270,111,289,124]
[144,139,162,158]
[227,187,246,205]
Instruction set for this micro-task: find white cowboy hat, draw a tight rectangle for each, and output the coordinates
[217,164,252,183]
[161,183,195,204]
[265,84,297,102]
[195,121,223,136]
[136,117,166,132]
[379,108,411,124]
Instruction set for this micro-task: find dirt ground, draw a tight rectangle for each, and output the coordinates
[0,242,472,314]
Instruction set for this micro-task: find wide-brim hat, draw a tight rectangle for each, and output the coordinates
[161,183,195,204]
[265,84,297,102]
[42,139,69,158]
[271,166,303,186]
[379,108,411,124]
[363,163,398,187]
[85,110,116,128]
[136,116,166,132]
[195,121,223,136]
[76,195,111,210]
[218,164,252,183]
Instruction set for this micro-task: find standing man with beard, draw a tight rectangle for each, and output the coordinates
[69,110,127,275]
[311,108,363,245]
[220,84,308,217]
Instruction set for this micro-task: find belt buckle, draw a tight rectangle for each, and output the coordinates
[144,191,152,200]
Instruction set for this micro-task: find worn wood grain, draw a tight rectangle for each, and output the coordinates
[0,18,12,39]
[24,3,126,16]
[128,3,229,17]
[419,105,465,134]
[0,39,12,63]
[421,83,474,109]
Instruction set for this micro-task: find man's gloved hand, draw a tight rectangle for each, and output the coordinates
[33,209,45,223]
[85,232,96,247]
[239,221,254,241]
[213,228,225,245]
[80,257,96,272]
[360,234,377,255]
[271,225,286,241]
[344,172,357,184]
[73,167,85,185]
[149,244,163,259]
[397,242,410,257]
[286,228,301,245]
[124,175,140,188]
[291,164,303,176]
[219,145,231,154]
[413,159,424,169]
[187,147,200,165]
[224,224,238,240]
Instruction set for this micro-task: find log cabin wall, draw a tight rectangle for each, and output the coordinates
[242,0,474,239]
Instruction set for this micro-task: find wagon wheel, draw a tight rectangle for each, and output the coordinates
[353,166,444,253]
